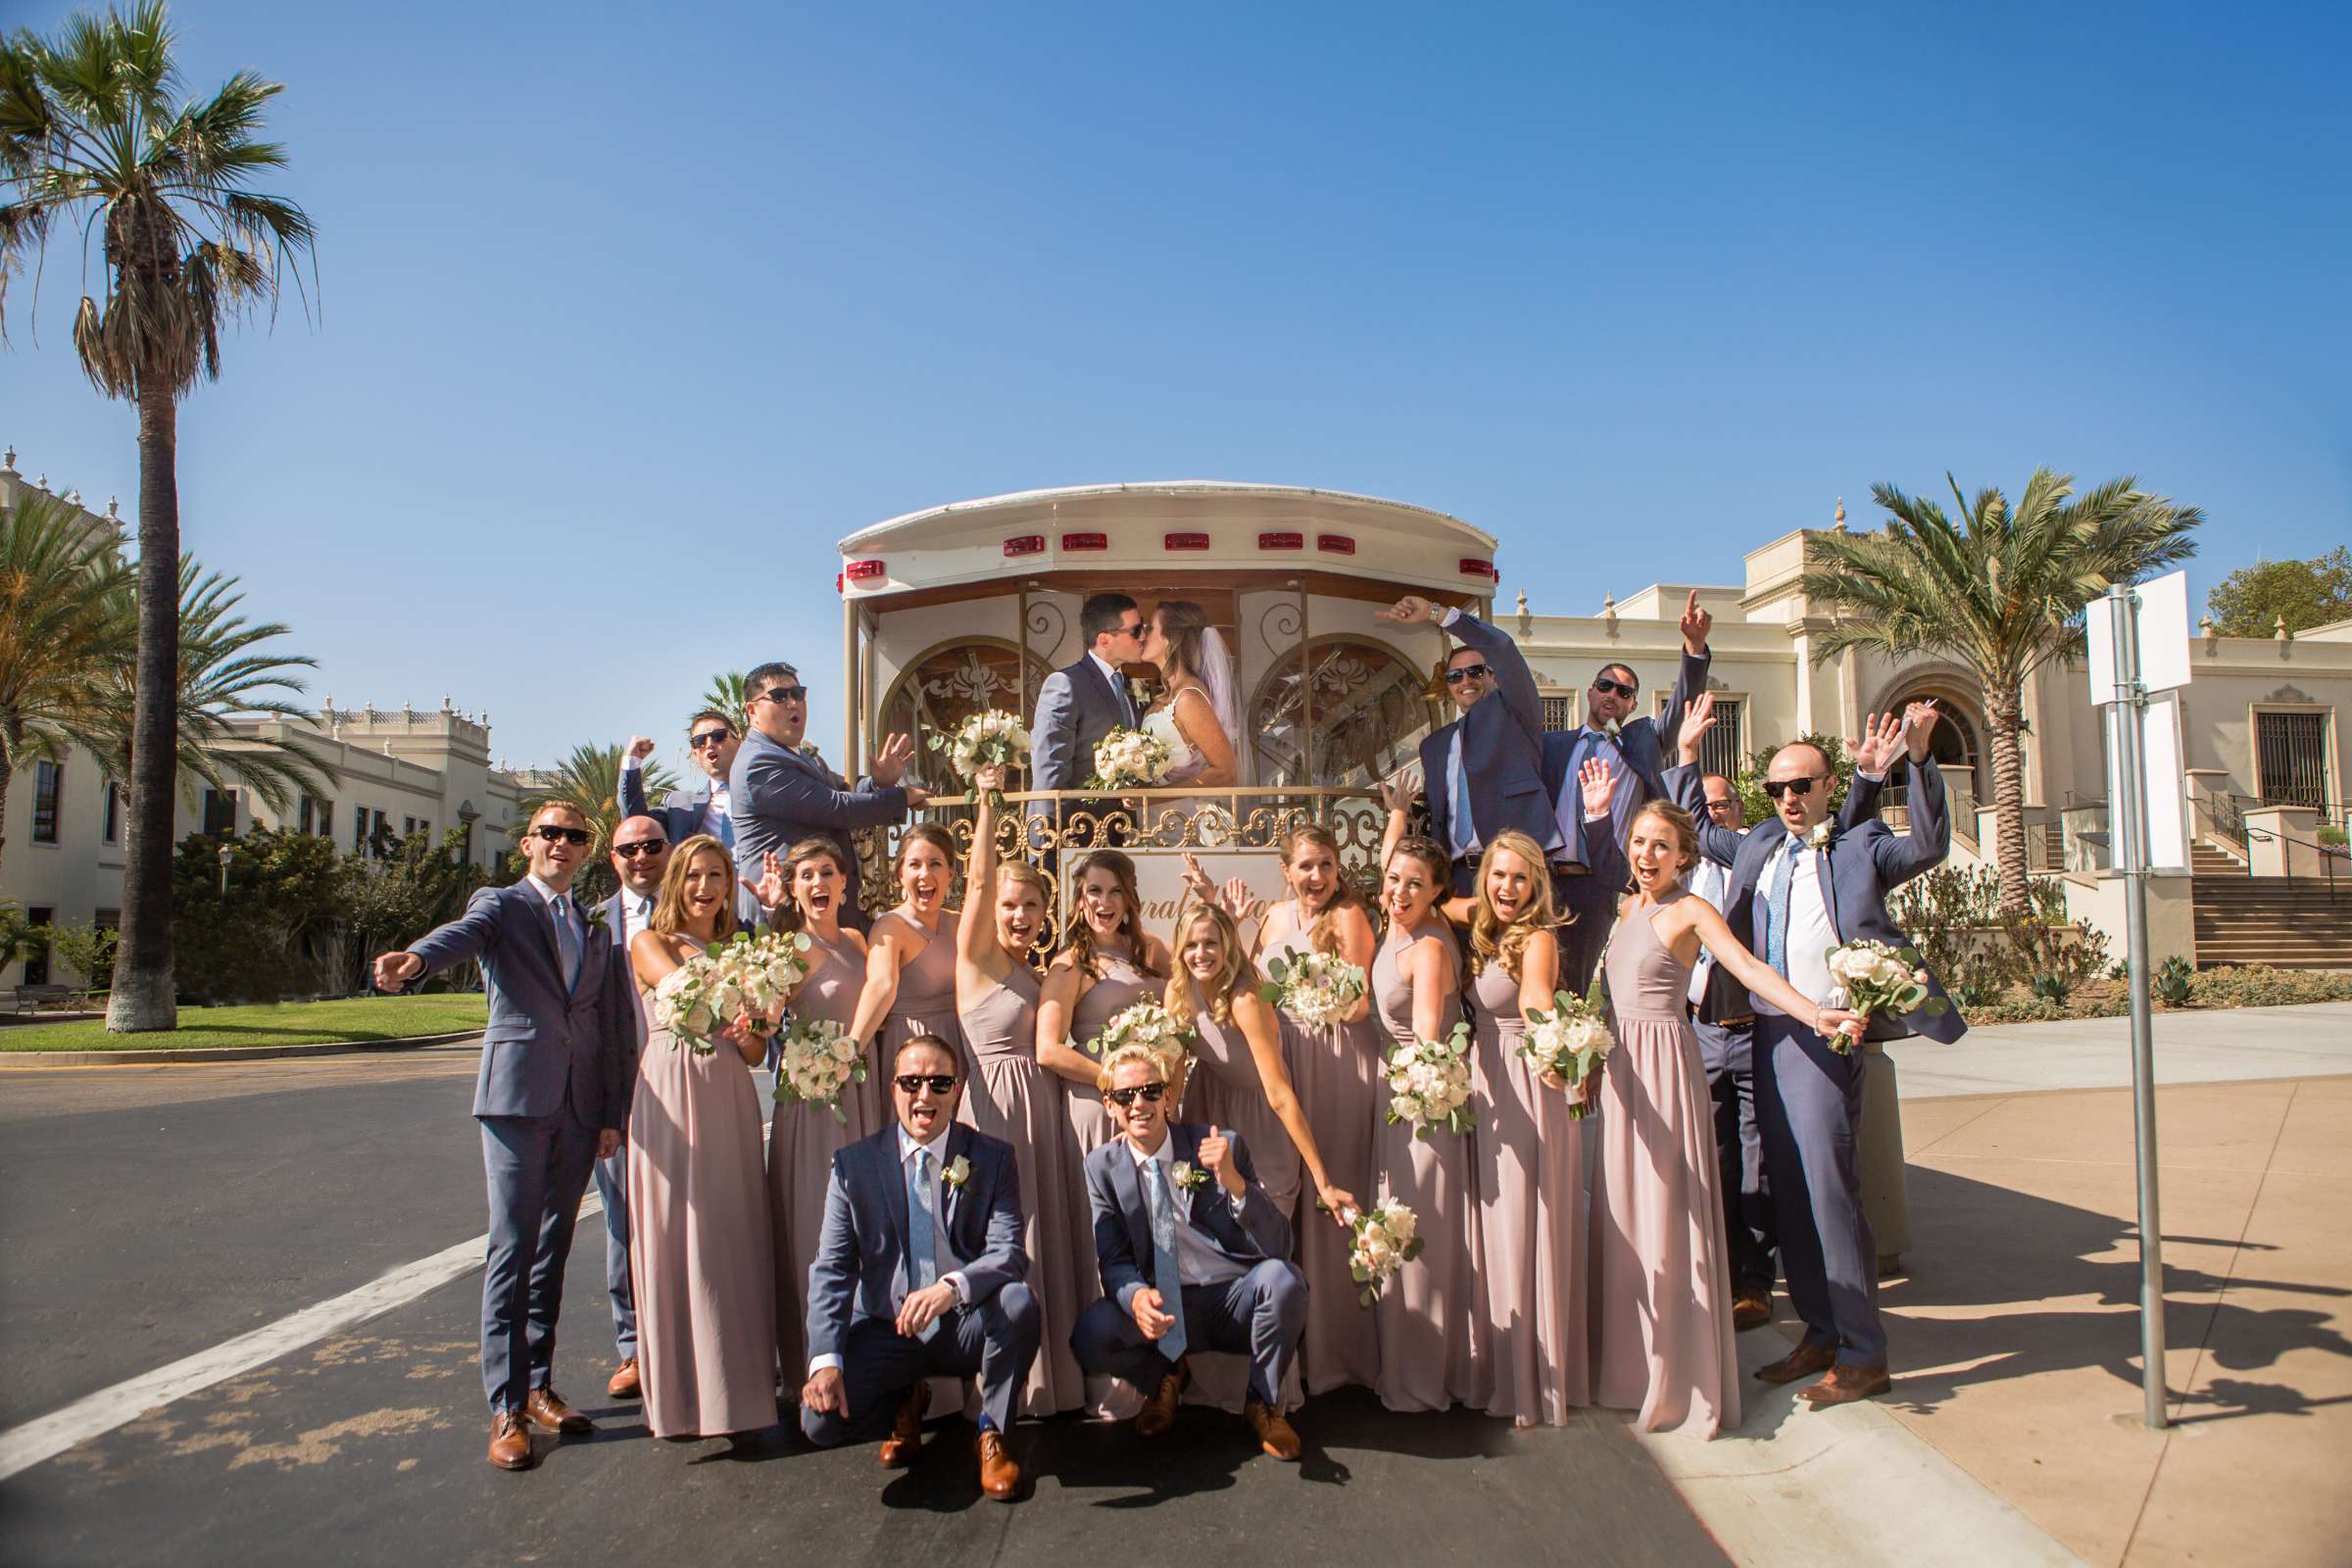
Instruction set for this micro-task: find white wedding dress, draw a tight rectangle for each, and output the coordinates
[1144,692,1228,846]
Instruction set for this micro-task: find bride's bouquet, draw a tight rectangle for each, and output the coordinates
[1258,948,1367,1031]
[1822,938,1945,1054]
[650,929,813,1054]
[1384,1020,1476,1139]
[928,710,1029,807]
[1086,725,1173,791]
[1518,989,1613,1117]
[772,1017,867,1121]
[1086,999,1194,1071]
[1347,1199,1424,1306]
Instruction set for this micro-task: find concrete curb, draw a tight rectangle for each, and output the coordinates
[0,1029,483,1067]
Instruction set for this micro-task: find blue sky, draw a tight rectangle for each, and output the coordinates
[3,0,2346,770]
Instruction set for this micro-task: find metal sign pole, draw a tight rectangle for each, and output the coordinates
[2107,584,2169,1429]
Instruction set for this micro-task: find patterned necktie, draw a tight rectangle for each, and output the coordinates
[1140,1156,1189,1362]
[1765,837,1797,976]
[551,896,581,990]
[907,1149,941,1343]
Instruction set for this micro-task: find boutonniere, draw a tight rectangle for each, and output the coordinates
[1171,1159,1210,1192]
[1603,718,1622,741]
[1807,820,1833,849]
[582,903,611,934]
[942,1154,971,1191]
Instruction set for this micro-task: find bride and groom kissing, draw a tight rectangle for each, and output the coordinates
[1029,592,1245,834]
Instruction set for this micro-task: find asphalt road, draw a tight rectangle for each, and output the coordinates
[0,1048,1730,1567]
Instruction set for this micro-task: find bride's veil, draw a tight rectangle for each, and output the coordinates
[1197,625,1252,786]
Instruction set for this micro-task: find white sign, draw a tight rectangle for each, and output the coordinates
[2104,689,2189,873]
[2086,569,2193,706]
[1102,850,1292,936]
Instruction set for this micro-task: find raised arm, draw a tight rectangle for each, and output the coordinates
[1870,703,1952,888]
[1231,989,1355,1225]
[1446,611,1543,744]
[619,738,656,819]
[393,887,506,985]
[740,745,909,832]
[1654,591,1714,755]
[957,768,1007,970]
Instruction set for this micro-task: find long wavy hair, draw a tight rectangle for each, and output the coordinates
[1163,902,1252,1030]
[1381,835,1450,936]
[1279,822,1370,957]
[1153,598,1211,683]
[1468,829,1559,981]
[649,834,742,945]
[771,836,852,934]
[1064,848,1163,979]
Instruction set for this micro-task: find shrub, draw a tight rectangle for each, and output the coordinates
[2319,824,2348,850]
[44,920,117,989]
[2155,955,2194,1006]
[173,829,350,1003]
[2188,965,2352,1009]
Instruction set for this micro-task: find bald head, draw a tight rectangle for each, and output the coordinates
[1764,743,1835,833]
[610,813,671,896]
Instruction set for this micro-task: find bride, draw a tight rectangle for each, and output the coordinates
[1138,599,1246,845]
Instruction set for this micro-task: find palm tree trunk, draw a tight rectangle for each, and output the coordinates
[0,716,17,883]
[1985,683,2031,917]
[105,379,182,1033]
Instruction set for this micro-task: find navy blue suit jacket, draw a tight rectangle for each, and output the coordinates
[1417,612,1557,868]
[729,728,906,913]
[805,1122,1028,1367]
[1541,645,1710,868]
[1083,1124,1293,1311]
[617,764,723,848]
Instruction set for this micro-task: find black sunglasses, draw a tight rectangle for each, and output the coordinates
[1592,677,1638,699]
[1105,1082,1168,1106]
[1118,622,1147,640]
[612,839,666,858]
[529,823,593,846]
[894,1073,957,1096]
[1444,663,1493,685]
[756,685,807,706]
[1762,776,1827,800]
[688,729,734,750]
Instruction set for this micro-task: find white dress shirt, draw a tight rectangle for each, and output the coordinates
[619,889,658,947]
[1131,1136,1249,1289]
[1753,836,1837,1016]
[806,1123,970,1376]
[1687,857,1728,1006]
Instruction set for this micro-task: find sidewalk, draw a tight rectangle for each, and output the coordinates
[1646,1006,2352,1566]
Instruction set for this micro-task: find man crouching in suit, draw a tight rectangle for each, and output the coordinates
[800,1035,1037,1501]
[1072,1044,1307,1461]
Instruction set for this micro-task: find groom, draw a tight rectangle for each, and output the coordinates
[1029,592,1147,852]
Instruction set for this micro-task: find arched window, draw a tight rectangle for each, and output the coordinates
[1250,636,1439,788]
[878,638,1051,790]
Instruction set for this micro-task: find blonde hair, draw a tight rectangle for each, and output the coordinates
[1278,822,1369,957]
[1630,799,1700,877]
[650,835,742,945]
[1163,903,1252,1030]
[1096,1039,1177,1091]
[1469,829,1558,980]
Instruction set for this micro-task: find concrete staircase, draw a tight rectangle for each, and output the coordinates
[2191,839,2352,970]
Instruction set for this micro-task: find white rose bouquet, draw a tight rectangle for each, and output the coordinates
[1086,725,1173,791]
[650,955,728,1055]
[772,1017,868,1122]
[1518,988,1614,1118]
[1257,948,1368,1031]
[1384,1019,1477,1139]
[650,928,813,1054]
[1347,1199,1424,1306]
[1086,999,1194,1068]
[928,710,1030,808]
[1822,938,1947,1054]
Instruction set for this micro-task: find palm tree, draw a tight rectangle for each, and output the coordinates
[1802,469,2200,914]
[0,491,133,879]
[0,3,318,1031]
[700,671,750,735]
[519,743,678,858]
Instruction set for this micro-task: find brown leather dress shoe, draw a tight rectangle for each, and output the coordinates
[877,1384,927,1468]
[1799,1364,1892,1406]
[488,1409,533,1470]
[1753,1342,1838,1385]
[607,1357,640,1399]
[977,1431,1021,1500]
[1244,1400,1300,1461]
[524,1386,595,1436]
[1733,1289,1773,1332]
[1135,1357,1191,1439]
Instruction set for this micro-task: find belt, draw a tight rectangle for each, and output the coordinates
[1686,1001,1756,1028]
[1549,862,1592,878]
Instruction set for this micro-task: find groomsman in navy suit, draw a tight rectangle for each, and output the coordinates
[586,813,670,1401]
[1541,590,1713,993]
[1072,1046,1308,1461]
[1385,593,1559,898]
[801,1035,1037,1500]
[373,802,633,1470]
[1669,699,1962,1407]
[731,660,927,928]
[620,710,742,850]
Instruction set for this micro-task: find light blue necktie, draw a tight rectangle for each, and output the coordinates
[1764,837,1797,976]
[1449,738,1477,858]
[1141,1157,1189,1363]
[906,1148,941,1343]
[551,895,582,990]
[713,802,735,851]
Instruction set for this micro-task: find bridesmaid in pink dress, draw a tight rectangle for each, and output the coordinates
[1592,799,1861,1437]
[950,768,1085,1413]
[846,823,965,1123]
[763,838,874,1385]
[625,837,777,1443]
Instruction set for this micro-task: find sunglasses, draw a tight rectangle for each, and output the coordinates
[1104,1082,1168,1106]
[894,1074,957,1096]
[688,729,734,750]
[529,824,593,846]
[1118,622,1147,640]
[1762,776,1827,800]
[756,685,807,706]
[1592,677,1638,699]
[1445,663,1493,685]
[612,840,666,858]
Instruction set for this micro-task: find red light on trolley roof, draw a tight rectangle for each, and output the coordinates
[844,559,887,582]
[1061,531,1108,551]
[1459,557,1495,578]
[1164,531,1210,550]
[1316,533,1356,555]
[1003,534,1046,557]
[1257,531,1304,550]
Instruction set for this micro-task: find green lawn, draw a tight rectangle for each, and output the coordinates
[0,994,489,1053]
